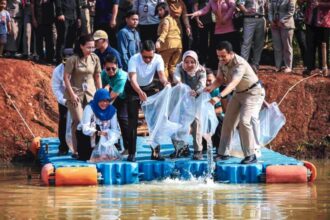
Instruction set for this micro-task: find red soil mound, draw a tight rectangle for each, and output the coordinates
[0,59,329,163]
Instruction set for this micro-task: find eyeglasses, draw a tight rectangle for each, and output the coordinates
[86,47,95,52]
[106,67,117,72]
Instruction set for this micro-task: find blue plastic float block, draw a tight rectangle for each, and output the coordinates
[96,162,139,185]
[215,163,263,184]
[259,148,303,171]
[138,160,176,181]
[38,138,64,165]
[174,159,210,179]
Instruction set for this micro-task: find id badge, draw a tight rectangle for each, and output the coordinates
[82,82,88,91]
[143,5,148,13]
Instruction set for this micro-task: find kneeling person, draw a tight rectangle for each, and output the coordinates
[77,89,120,161]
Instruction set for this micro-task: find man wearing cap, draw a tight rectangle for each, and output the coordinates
[93,30,123,68]
[205,41,265,164]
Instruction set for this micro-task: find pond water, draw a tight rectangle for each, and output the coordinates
[0,160,329,220]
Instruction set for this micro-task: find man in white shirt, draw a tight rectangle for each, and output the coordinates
[51,48,74,156]
[51,63,69,155]
[126,40,170,162]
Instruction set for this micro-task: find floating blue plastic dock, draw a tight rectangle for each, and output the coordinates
[38,137,304,185]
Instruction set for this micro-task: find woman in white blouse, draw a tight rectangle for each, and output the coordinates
[76,88,120,161]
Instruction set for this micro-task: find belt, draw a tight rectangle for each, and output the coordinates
[236,81,262,93]
[244,15,264,19]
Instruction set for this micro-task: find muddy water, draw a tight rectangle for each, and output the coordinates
[0,160,329,220]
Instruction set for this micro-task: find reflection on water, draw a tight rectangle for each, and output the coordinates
[0,160,329,220]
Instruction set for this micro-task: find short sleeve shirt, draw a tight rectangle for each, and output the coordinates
[128,53,164,86]
[217,54,259,93]
[101,69,128,99]
[0,10,10,34]
[64,53,102,102]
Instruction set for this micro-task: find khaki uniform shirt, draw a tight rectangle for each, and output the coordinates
[64,53,101,102]
[217,54,258,93]
[157,15,182,51]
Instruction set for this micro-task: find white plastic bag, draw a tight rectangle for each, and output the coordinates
[89,130,122,162]
[229,102,286,158]
[168,84,196,142]
[195,92,219,136]
[142,86,182,145]
[259,102,286,146]
[65,111,74,152]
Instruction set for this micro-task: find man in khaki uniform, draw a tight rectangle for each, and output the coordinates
[206,41,265,164]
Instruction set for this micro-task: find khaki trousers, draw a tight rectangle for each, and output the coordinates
[159,48,182,81]
[67,97,88,153]
[218,86,265,157]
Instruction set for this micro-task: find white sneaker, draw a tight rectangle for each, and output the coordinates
[283,67,292,73]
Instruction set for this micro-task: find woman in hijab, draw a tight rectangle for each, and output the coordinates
[171,50,206,160]
[76,89,120,161]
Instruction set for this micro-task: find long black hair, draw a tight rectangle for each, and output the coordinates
[74,34,94,58]
[155,2,169,17]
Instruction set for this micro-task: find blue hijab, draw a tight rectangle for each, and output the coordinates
[89,89,116,121]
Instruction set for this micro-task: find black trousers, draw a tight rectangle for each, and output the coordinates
[58,103,69,152]
[196,22,215,66]
[138,24,159,43]
[55,19,77,63]
[306,25,330,70]
[113,97,129,150]
[76,125,100,161]
[126,82,158,155]
[294,28,308,67]
[35,24,54,62]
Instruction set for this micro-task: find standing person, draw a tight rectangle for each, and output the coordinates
[133,0,163,43]
[166,0,191,51]
[238,0,267,73]
[155,2,182,81]
[172,50,206,160]
[79,0,91,35]
[22,0,36,60]
[187,0,240,70]
[117,10,141,71]
[54,0,81,64]
[126,40,170,162]
[94,0,119,48]
[269,0,296,73]
[102,55,129,154]
[205,41,265,164]
[93,30,122,68]
[294,0,308,69]
[303,0,330,76]
[63,34,102,158]
[5,0,21,57]
[51,49,73,155]
[116,0,133,29]
[31,0,55,64]
[193,0,215,66]
[0,0,11,56]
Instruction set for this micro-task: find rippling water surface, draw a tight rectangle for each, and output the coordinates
[0,160,329,220]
